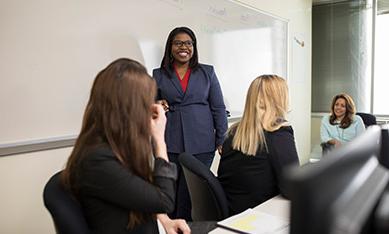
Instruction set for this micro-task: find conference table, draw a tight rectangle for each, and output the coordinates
[209,195,290,233]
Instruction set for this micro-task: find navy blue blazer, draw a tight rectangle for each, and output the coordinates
[153,64,228,154]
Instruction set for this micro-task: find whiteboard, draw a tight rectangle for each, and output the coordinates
[0,0,288,143]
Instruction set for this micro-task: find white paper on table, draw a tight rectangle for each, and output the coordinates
[157,219,167,234]
[217,208,289,234]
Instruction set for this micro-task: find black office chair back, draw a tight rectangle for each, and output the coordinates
[179,153,229,221]
[356,112,377,127]
[43,171,90,234]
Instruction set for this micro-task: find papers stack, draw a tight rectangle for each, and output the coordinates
[217,208,289,234]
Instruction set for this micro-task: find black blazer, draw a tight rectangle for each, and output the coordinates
[218,126,299,215]
[75,147,177,234]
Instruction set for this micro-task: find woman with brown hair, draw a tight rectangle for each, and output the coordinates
[218,75,299,216]
[320,93,365,148]
[61,58,190,234]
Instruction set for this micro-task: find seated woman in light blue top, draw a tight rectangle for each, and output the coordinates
[320,93,365,148]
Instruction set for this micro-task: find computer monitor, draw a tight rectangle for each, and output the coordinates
[379,124,389,169]
[286,125,389,234]
[374,189,389,233]
[374,124,389,233]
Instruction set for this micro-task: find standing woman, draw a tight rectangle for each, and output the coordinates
[320,93,365,149]
[61,58,190,234]
[218,75,299,216]
[153,27,228,220]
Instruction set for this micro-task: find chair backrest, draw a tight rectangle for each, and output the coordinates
[356,112,377,127]
[178,153,229,221]
[43,171,90,234]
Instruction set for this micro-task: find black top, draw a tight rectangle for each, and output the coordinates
[217,126,299,215]
[75,147,177,234]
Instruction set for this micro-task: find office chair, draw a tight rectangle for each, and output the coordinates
[43,171,90,234]
[356,112,377,127]
[178,153,229,221]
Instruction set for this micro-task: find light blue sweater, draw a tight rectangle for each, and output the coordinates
[320,115,365,144]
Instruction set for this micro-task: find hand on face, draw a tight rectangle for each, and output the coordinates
[150,104,167,145]
[171,33,194,65]
[157,99,169,112]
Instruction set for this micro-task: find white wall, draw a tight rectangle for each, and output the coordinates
[0,148,71,234]
[0,1,312,233]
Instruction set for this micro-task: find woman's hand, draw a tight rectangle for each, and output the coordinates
[328,139,342,147]
[158,99,170,112]
[217,145,223,155]
[157,214,191,234]
[151,104,168,161]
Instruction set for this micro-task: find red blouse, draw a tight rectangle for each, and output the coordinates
[174,66,191,92]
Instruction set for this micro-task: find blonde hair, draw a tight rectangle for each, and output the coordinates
[230,75,289,156]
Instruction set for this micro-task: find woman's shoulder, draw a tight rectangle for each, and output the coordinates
[152,67,164,78]
[352,114,365,127]
[225,125,238,139]
[198,63,213,69]
[322,114,330,121]
[197,63,215,73]
[77,146,118,178]
[264,126,295,148]
[353,114,364,122]
[221,130,237,155]
[320,115,332,126]
[267,125,294,137]
[222,130,234,147]
[83,145,116,163]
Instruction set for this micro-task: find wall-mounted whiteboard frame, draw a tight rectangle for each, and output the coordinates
[0,0,288,156]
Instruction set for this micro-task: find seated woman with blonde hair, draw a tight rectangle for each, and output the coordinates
[218,75,299,216]
[61,58,190,234]
[320,93,365,150]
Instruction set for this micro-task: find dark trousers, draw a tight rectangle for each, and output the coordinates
[168,151,215,221]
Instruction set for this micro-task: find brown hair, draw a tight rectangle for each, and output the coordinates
[62,58,157,228]
[329,93,356,129]
[230,75,289,156]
